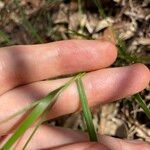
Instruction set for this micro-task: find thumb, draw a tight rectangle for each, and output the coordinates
[52,142,109,150]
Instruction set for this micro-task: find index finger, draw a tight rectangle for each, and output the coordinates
[0,40,117,95]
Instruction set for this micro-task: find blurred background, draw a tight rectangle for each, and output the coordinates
[0,0,149,142]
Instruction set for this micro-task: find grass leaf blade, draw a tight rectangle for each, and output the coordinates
[0,100,40,125]
[91,0,149,119]
[76,77,98,141]
[22,73,87,150]
[14,0,43,43]
[133,94,150,119]
[22,111,48,150]
[2,73,85,149]
[2,86,63,150]
[0,30,12,45]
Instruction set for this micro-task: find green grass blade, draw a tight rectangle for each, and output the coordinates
[91,0,139,63]
[14,0,43,43]
[91,0,149,118]
[2,73,85,149]
[78,0,83,15]
[0,30,12,45]
[0,100,40,125]
[22,123,41,150]
[0,73,85,126]
[46,0,63,3]
[138,56,150,64]
[67,29,91,39]
[22,73,86,149]
[133,94,150,119]
[117,38,138,63]
[2,86,63,150]
[76,77,98,141]
[91,0,106,18]
[22,111,48,150]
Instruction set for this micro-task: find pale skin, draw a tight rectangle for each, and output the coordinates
[0,40,149,150]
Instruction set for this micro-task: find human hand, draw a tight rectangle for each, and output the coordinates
[0,40,149,149]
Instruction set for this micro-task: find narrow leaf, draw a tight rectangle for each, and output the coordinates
[2,73,85,149]
[133,94,150,119]
[76,77,98,141]
[22,73,86,149]
[91,0,106,18]
[2,86,63,150]
[67,29,91,39]
[0,30,12,45]
[0,100,40,125]
[22,111,48,150]
[14,0,43,43]
[91,0,149,119]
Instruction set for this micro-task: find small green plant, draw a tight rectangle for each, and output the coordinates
[0,30,12,45]
[90,0,150,119]
[76,75,98,141]
[1,73,97,149]
[0,1,149,149]
[14,0,43,44]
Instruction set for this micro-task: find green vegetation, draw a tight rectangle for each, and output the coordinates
[90,0,150,119]
[76,76,98,141]
[0,0,149,148]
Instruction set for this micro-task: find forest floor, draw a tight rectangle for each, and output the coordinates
[0,0,150,142]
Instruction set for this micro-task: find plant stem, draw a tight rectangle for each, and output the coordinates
[76,77,98,141]
[133,94,150,119]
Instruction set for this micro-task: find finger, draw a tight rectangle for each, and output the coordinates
[52,142,109,150]
[1,126,149,150]
[0,40,117,95]
[0,64,149,135]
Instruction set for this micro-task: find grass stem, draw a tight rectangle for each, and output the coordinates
[76,77,98,141]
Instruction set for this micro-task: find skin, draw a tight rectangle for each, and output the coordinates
[0,40,149,149]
